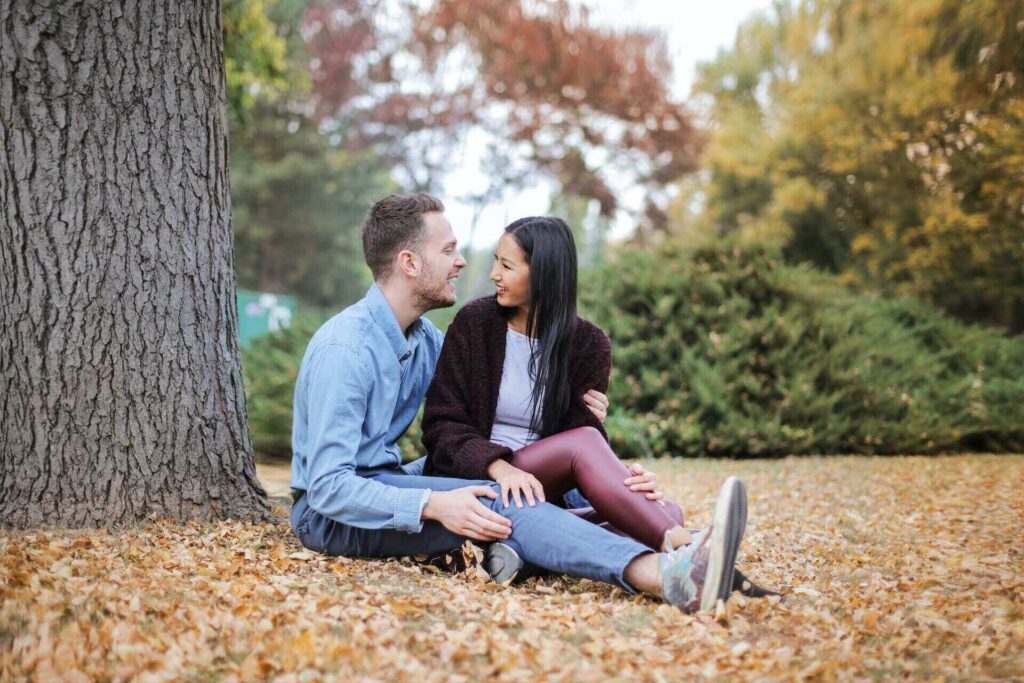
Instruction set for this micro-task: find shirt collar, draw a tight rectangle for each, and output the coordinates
[365,282,421,361]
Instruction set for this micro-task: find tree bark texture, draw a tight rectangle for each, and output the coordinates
[0,1,272,526]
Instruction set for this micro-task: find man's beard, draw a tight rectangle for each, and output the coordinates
[413,262,456,311]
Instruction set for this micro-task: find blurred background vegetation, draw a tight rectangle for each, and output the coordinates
[225,0,1023,460]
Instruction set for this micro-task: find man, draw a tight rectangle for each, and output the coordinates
[289,193,749,612]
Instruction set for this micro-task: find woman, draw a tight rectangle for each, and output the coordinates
[422,216,701,554]
[422,216,778,597]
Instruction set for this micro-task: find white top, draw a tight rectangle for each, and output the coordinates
[489,327,543,451]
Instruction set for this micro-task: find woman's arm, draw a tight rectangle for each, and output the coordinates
[422,309,513,480]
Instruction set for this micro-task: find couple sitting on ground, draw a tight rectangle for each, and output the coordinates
[289,193,774,612]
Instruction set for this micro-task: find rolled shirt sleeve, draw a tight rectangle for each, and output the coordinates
[302,344,431,533]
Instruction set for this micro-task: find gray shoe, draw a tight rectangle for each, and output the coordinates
[660,477,747,612]
[484,541,523,584]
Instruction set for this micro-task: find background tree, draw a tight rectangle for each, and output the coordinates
[230,103,393,307]
[0,0,270,527]
[687,0,1024,331]
[223,0,290,126]
[303,0,703,233]
[225,0,394,308]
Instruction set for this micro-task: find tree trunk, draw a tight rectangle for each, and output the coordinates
[0,0,272,527]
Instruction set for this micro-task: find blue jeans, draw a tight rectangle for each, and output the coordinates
[290,464,651,591]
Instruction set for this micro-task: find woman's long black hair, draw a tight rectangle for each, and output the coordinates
[499,216,578,438]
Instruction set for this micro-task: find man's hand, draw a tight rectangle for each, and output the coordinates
[624,463,666,506]
[421,486,512,541]
[583,389,609,423]
[487,459,545,509]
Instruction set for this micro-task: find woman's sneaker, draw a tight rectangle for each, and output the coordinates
[484,541,523,584]
[660,477,747,612]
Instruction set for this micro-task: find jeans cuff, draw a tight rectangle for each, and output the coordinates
[612,548,655,594]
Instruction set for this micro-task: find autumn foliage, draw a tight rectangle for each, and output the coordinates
[303,0,700,228]
[689,0,1024,331]
[2,457,1020,680]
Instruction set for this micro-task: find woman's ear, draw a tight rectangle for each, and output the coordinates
[396,249,420,278]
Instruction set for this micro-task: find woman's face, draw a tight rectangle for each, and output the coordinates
[490,232,531,310]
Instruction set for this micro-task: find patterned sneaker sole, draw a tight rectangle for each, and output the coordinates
[700,477,747,611]
[484,542,523,584]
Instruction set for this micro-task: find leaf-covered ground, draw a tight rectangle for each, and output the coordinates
[2,455,1021,682]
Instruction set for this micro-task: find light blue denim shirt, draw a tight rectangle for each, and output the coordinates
[291,283,444,533]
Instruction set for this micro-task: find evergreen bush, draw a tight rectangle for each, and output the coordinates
[242,317,318,460]
[580,239,1024,458]
[243,241,1022,461]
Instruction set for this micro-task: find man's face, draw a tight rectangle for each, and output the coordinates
[413,212,467,310]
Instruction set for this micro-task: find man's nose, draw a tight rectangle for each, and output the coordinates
[455,251,467,268]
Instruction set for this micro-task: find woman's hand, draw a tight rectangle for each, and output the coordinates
[624,463,666,506]
[487,459,546,509]
[583,389,609,423]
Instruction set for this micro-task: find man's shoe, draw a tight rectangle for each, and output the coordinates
[484,541,523,584]
[660,477,747,613]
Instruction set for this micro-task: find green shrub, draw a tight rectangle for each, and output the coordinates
[242,317,319,460]
[580,239,1024,458]
[244,241,1023,461]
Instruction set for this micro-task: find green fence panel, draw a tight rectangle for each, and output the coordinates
[237,288,295,348]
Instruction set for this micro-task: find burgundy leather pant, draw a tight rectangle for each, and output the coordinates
[509,426,685,550]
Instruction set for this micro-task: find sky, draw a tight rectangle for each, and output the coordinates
[442,0,776,250]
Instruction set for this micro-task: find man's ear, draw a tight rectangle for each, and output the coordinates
[396,249,420,278]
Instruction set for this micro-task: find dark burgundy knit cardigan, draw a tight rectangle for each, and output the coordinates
[422,296,612,481]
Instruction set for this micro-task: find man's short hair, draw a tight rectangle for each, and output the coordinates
[361,193,445,281]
